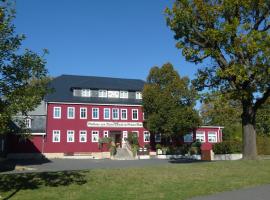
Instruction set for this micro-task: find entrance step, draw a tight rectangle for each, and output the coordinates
[114,148,135,160]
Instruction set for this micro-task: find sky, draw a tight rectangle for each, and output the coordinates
[14,0,200,81]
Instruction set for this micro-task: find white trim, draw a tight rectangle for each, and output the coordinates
[31,133,46,136]
[112,108,119,120]
[199,126,224,129]
[53,107,61,119]
[208,131,218,143]
[67,107,75,119]
[143,131,150,142]
[132,109,138,120]
[48,101,142,107]
[67,130,75,142]
[92,107,99,119]
[121,109,128,120]
[52,130,60,143]
[80,107,87,119]
[196,131,206,142]
[132,131,139,137]
[91,130,99,143]
[79,130,87,143]
[103,108,110,120]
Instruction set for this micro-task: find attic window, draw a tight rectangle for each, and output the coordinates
[81,89,91,97]
[98,90,107,98]
[135,91,142,99]
[24,118,31,129]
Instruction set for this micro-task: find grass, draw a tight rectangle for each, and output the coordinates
[1,160,270,200]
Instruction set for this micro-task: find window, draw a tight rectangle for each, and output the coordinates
[25,118,31,129]
[92,108,99,119]
[53,107,61,119]
[132,109,138,120]
[208,131,217,143]
[155,133,161,142]
[196,131,205,142]
[120,91,128,98]
[104,108,110,120]
[132,131,139,137]
[80,107,87,119]
[52,130,60,142]
[92,131,99,142]
[98,90,107,98]
[81,89,91,97]
[79,131,87,142]
[103,131,109,138]
[67,130,75,142]
[135,91,142,99]
[184,133,193,142]
[67,107,75,119]
[108,90,119,98]
[121,109,127,120]
[112,108,119,120]
[144,131,150,142]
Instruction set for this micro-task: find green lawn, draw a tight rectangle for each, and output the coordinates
[1,160,270,200]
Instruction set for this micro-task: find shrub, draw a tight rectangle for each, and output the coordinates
[144,143,151,150]
[213,140,242,154]
[257,135,270,155]
[155,144,162,149]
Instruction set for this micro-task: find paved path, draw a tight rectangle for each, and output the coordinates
[0,158,199,174]
[190,184,270,200]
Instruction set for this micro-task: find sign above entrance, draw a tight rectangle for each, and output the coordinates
[87,121,143,128]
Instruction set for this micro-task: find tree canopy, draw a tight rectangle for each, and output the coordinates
[142,63,200,140]
[166,0,270,159]
[0,1,49,134]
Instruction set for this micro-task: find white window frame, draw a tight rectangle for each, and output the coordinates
[81,89,91,97]
[108,90,120,98]
[121,109,128,120]
[92,131,99,143]
[52,130,60,143]
[132,109,138,120]
[67,130,75,143]
[25,118,31,129]
[208,131,218,143]
[120,91,128,99]
[98,90,107,98]
[155,133,161,142]
[184,133,193,143]
[104,108,110,120]
[80,107,87,119]
[112,108,119,120]
[144,131,150,142]
[103,130,109,138]
[92,108,99,119]
[196,131,206,142]
[53,107,61,119]
[79,130,87,143]
[135,91,142,99]
[67,107,75,119]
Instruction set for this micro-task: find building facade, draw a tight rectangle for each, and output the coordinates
[7,75,223,159]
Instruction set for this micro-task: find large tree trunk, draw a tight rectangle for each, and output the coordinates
[242,103,257,160]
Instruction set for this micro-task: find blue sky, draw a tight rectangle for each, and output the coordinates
[15,0,199,80]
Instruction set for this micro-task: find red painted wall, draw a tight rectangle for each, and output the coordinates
[7,135,43,153]
[195,127,223,144]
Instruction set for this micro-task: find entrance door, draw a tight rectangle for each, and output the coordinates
[115,133,122,148]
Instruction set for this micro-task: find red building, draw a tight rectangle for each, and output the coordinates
[7,75,223,159]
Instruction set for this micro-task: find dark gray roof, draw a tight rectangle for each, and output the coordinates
[45,75,145,105]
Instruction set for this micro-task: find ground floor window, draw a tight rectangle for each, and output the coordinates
[155,133,161,142]
[196,131,205,142]
[92,131,99,142]
[184,133,193,142]
[67,130,75,142]
[53,130,60,142]
[144,131,150,142]
[103,130,109,138]
[80,131,87,142]
[122,131,128,141]
[208,131,217,143]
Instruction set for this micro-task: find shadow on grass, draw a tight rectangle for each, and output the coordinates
[0,170,87,200]
[168,158,208,164]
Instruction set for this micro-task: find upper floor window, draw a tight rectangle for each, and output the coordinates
[144,131,150,142]
[80,107,87,119]
[92,108,99,119]
[81,89,91,97]
[132,109,138,120]
[67,107,75,119]
[121,109,127,120]
[104,108,110,120]
[108,90,119,98]
[67,130,75,142]
[24,118,31,129]
[112,108,119,120]
[135,92,142,99]
[52,130,60,142]
[53,107,61,119]
[208,131,217,143]
[196,131,205,142]
[98,90,107,98]
[120,91,128,99]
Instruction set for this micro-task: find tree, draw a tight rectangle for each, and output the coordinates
[256,98,270,136]
[142,63,200,143]
[166,1,270,159]
[0,1,49,134]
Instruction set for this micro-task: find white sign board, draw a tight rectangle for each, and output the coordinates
[87,121,143,128]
